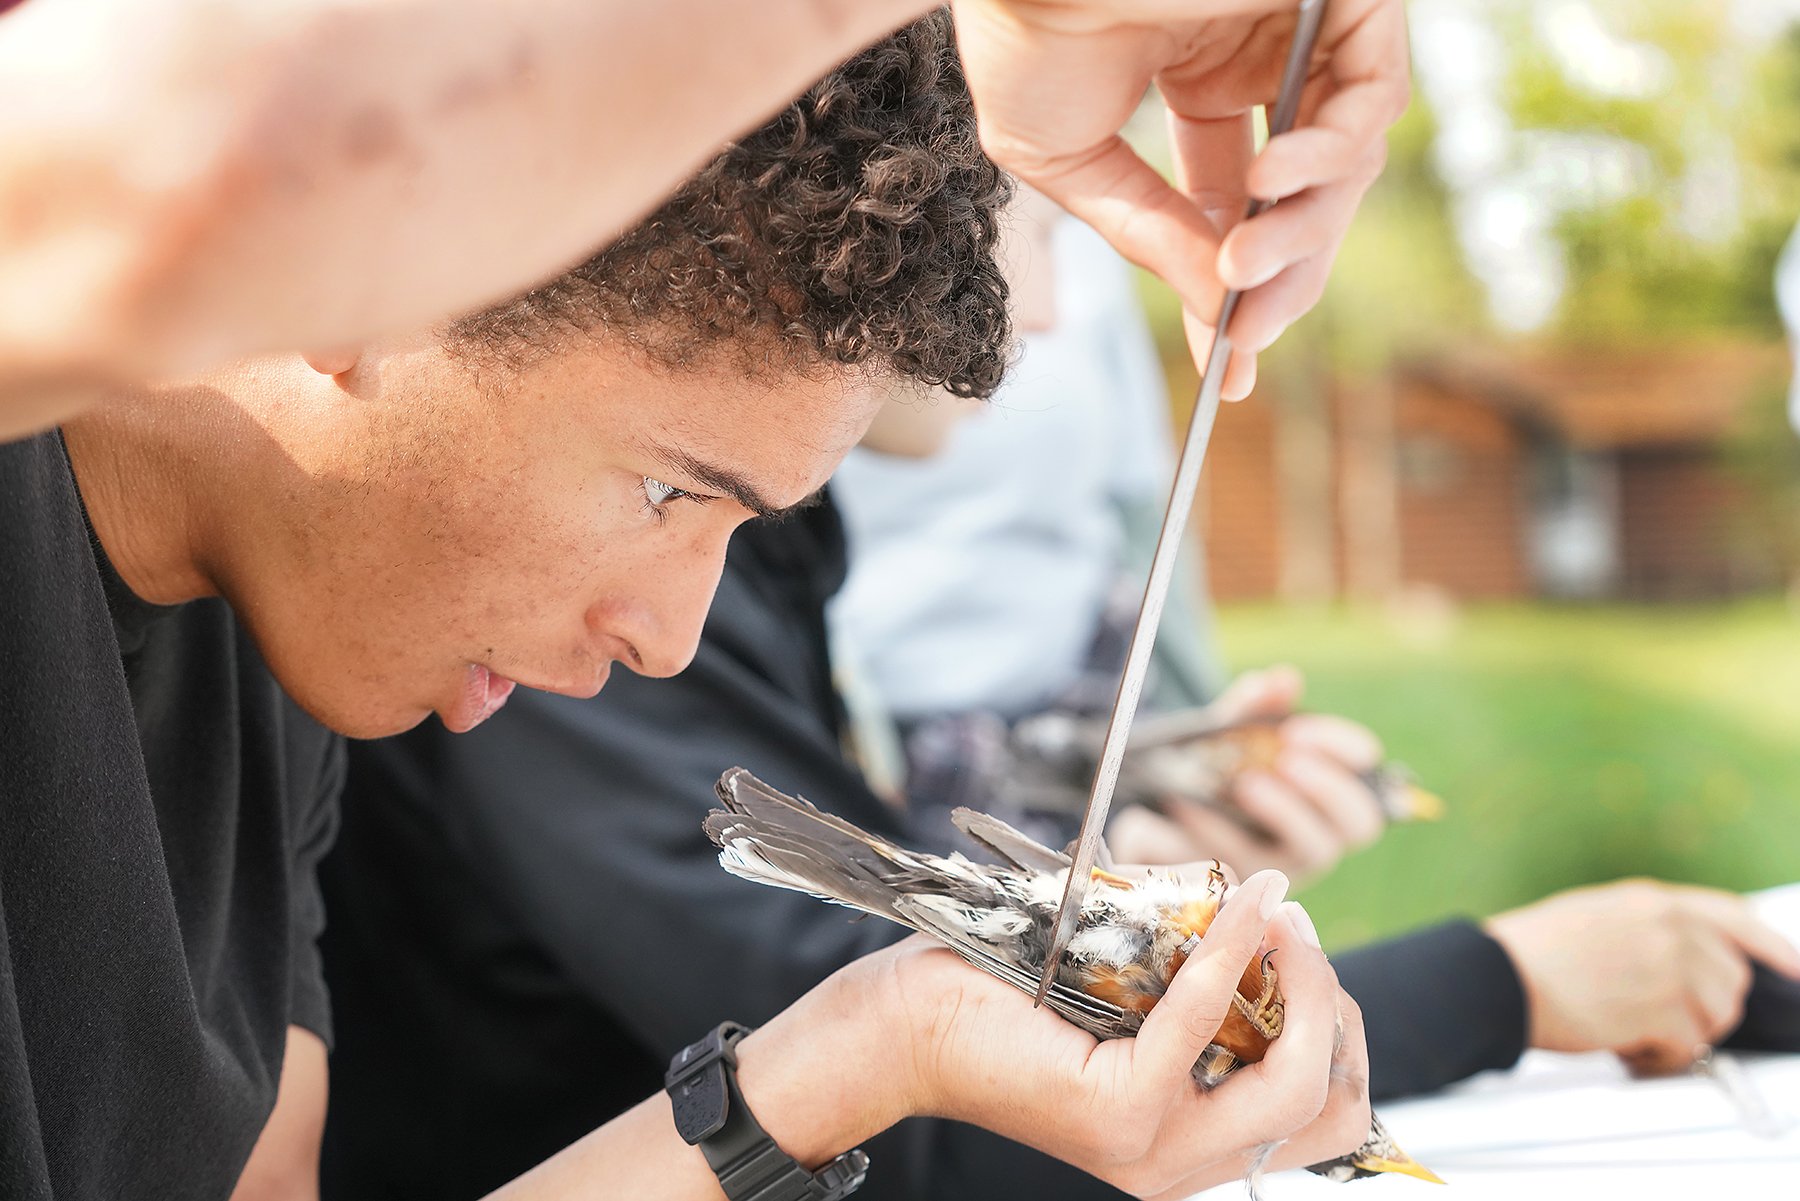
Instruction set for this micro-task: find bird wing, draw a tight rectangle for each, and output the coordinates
[709,770,1140,1041]
[707,767,1013,924]
[950,808,1071,874]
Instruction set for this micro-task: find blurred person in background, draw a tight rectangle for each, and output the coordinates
[0,4,1423,1197]
[829,199,1398,881]
[318,202,1800,1201]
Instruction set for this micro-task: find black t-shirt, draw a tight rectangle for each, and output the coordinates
[0,431,342,1201]
[318,497,923,1200]
[319,493,1527,1201]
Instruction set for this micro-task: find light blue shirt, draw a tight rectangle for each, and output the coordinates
[830,220,1177,719]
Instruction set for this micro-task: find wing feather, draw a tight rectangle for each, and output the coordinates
[950,808,1071,874]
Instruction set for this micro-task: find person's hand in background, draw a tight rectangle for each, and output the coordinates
[1485,879,1800,1072]
[1109,665,1389,886]
[951,0,1410,399]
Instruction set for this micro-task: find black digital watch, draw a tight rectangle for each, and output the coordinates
[665,1021,869,1201]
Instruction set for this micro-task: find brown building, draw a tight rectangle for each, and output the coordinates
[1192,342,1793,603]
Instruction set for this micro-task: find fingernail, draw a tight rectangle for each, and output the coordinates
[1254,871,1289,920]
[1283,900,1322,949]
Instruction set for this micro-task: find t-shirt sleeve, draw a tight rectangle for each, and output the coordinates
[287,731,345,1049]
[1334,919,1528,1101]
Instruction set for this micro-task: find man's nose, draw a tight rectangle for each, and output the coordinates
[593,537,730,679]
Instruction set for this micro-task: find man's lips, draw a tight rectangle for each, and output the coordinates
[439,661,614,733]
[442,663,518,734]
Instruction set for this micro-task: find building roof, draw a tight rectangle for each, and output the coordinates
[1407,342,1791,450]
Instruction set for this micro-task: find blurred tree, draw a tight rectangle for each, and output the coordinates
[1314,99,1491,367]
[1498,4,1800,344]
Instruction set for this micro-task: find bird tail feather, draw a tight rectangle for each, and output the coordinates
[706,768,923,925]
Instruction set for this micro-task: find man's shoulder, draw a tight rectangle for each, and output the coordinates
[0,430,296,1199]
[0,430,141,789]
[0,429,96,586]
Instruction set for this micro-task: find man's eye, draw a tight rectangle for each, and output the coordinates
[642,476,688,508]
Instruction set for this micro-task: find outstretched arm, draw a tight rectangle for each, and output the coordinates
[1,0,1410,435]
[0,0,928,433]
[484,888,1369,1201]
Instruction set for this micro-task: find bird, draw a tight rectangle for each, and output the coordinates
[704,767,1443,1195]
[1004,710,1446,828]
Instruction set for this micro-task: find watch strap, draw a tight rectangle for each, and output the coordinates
[666,1022,869,1201]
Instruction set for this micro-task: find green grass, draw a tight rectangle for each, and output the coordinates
[1211,600,1800,948]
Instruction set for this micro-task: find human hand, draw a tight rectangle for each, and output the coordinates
[1484,879,1800,1069]
[844,872,1370,1198]
[1109,666,1388,886]
[949,0,1409,398]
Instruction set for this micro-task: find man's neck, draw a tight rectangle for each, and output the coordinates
[62,386,229,608]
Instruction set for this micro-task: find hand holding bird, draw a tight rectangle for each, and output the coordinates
[1013,666,1442,885]
[706,769,1440,1197]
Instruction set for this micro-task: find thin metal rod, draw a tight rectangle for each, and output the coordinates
[1034,0,1328,1005]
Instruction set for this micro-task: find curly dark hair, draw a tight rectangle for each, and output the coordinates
[451,10,1013,398]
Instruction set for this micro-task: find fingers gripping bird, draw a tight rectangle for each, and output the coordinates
[704,768,1442,1193]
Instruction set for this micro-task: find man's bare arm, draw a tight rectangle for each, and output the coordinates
[225,895,1358,1200]
[0,1,1409,438]
[229,1027,328,1201]
[0,0,927,434]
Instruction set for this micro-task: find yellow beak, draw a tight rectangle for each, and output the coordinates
[1353,1151,1447,1185]
[1402,785,1447,822]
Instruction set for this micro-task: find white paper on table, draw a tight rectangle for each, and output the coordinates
[1195,882,1800,1200]
[1753,882,1800,951]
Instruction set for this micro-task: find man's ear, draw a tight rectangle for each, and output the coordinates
[302,348,362,377]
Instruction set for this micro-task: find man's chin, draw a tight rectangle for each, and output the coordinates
[284,689,435,741]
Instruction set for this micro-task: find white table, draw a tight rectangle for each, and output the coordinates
[1199,884,1800,1199]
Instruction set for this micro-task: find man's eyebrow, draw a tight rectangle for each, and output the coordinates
[646,441,796,520]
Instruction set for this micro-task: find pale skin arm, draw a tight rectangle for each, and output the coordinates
[1,0,1409,436]
[229,1028,328,1201]
[0,0,930,434]
[240,876,1369,1201]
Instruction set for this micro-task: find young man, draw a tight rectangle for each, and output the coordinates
[0,14,1374,1201]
